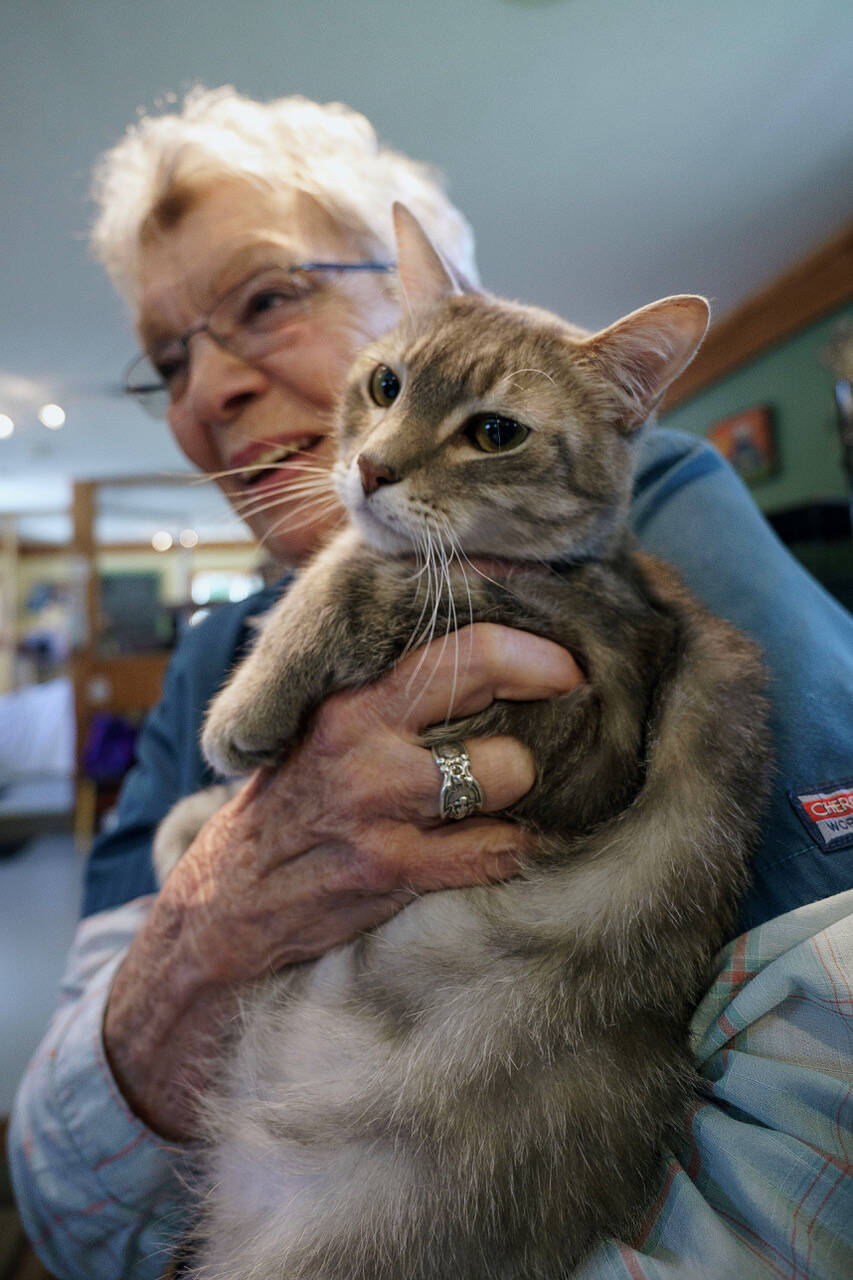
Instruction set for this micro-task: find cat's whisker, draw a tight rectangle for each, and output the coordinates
[253,430,336,449]
[441,521,476,686]
[403,553,437,666]
[405,533,457,722]
[453,545,475,638]
[416,526,441,641]
[437,520,476,719]
[442,542,461,728]
[229,479,336,521]
[228,478,333,510]
[402,528,433,585]
[420,526,445,650]
[451,546,505,593]
[189,457,330,485]
[273,476,337,494]
[256,503,345,550]
[126,469,332,531]
[275,492,339,525]
[244,489,338,534]
[501,365,557,391]
[404,558,432,585]
[450,543,527,608]
[230,476,336,507]
[229,491,334,525]
[404,529,446,701]
[400,530,435,658]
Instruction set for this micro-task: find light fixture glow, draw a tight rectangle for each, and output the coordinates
[151,530,173,551]
[38,403,66,429]
[179,528,199,548]
[0,415,13,439]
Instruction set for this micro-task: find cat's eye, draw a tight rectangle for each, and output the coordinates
[465,413,530,453]
[369,365,401,407]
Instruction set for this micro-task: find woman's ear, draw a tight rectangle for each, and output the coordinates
[579,295,710,432]
[392,202,464,309]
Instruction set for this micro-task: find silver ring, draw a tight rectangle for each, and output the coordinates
[431,741,484,822]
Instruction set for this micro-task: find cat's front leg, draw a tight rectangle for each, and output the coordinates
[202,577,338,776]
[202,530,380,777]
[152,783,243,883]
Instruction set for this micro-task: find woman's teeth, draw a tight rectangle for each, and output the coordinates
[242,437,321,485]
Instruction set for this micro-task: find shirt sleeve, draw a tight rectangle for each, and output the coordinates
[575,888,853,1279]
[8,898,189,1280]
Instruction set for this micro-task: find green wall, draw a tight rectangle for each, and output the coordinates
[661,303,852,513]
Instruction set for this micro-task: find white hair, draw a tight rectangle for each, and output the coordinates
[90,84,479,303]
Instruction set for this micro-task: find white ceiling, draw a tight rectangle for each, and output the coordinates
[2,0,852,521]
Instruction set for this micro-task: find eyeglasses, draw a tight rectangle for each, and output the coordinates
[124,261,395,418]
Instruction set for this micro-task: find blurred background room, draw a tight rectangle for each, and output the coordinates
[1,1,851,1272]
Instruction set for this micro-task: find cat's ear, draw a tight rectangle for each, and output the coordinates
[579,295,710,432]
[392,202,464,308]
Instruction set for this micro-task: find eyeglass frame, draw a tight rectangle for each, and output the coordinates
[123,260,396,418]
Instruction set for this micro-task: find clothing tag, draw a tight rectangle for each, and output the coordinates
[789,779,853,853]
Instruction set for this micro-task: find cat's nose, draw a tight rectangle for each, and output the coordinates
[357,454,400,495]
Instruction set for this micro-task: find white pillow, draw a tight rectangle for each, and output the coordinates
[0,676,74,784]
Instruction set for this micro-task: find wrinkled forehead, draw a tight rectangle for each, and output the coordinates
[135,179,374,345]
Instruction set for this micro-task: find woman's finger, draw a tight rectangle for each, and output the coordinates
[265,812,529,906]
[368,623,583,732]
[393,733,537,825]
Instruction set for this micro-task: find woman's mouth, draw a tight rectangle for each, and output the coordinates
[239,436,325,488]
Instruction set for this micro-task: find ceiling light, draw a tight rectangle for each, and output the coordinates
[0,415,13,439]
[179,528,199,548]
[38,403,66,429]
[151,530,173,551]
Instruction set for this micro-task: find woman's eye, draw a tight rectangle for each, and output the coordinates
[153,352,186,385]
[465,414,530,453]
[369,365,401,407]
[244,286,302,323]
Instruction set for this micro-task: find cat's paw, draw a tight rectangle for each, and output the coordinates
[201,687,293,776]
[152,784,241,884]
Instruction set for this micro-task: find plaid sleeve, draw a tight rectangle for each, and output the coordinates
[575,888,853,1280]
[7,898,188,1280]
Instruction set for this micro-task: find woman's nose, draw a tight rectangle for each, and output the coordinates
[184,333,269,421]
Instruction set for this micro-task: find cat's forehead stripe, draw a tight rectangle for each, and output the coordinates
[402,314,552,405]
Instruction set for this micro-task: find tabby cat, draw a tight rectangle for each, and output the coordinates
[155,205,770,1279]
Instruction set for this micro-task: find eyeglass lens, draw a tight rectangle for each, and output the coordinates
[124,262,393,417]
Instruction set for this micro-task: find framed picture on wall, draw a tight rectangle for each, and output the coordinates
[706,405,778,485]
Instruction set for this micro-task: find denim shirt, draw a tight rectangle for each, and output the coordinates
[82,426,853,934]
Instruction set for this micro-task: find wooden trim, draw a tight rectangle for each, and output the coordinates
[71,652,171,720]
[71,482,97,651]
[78,471,196,487]
[17,543,70,556]
[18,539,254,556]
[664,220,853,409]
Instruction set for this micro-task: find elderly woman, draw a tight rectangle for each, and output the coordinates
[10,88,853,1280]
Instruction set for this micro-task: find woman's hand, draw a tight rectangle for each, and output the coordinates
[103,623,582,1141]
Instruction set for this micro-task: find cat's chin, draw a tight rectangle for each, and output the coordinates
[349,507,417,556]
